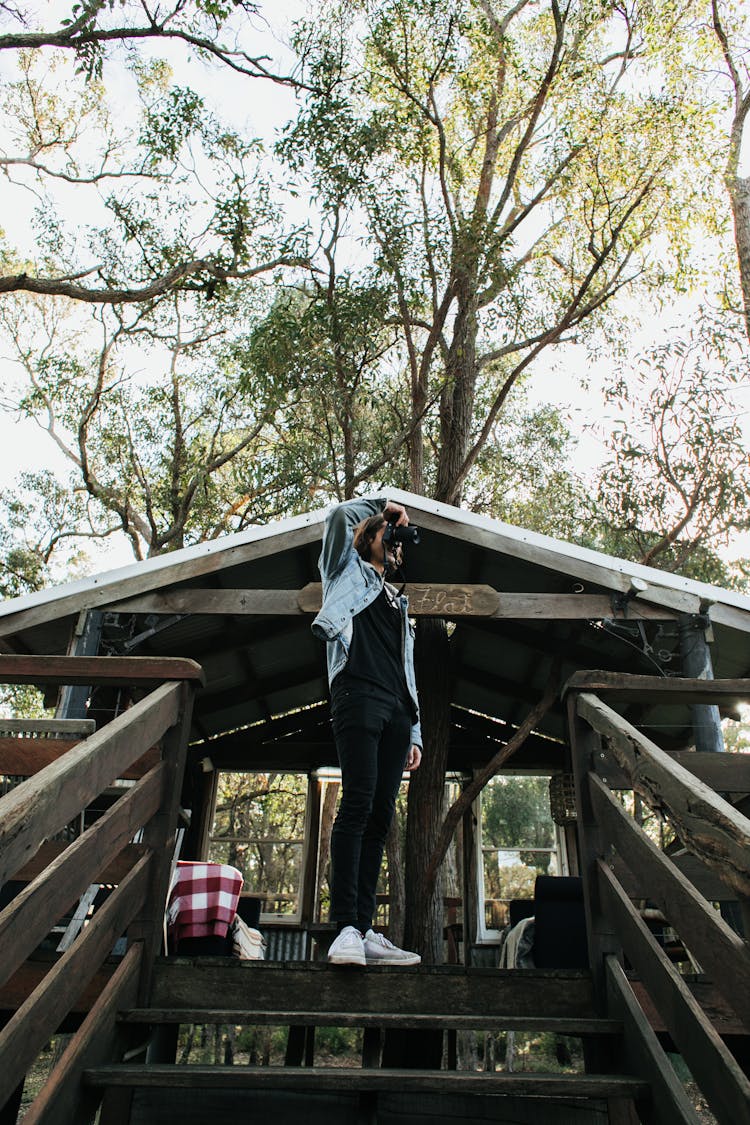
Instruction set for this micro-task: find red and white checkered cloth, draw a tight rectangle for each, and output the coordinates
[167,861,243,942]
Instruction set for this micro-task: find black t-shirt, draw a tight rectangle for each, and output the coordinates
[336,586,411,706]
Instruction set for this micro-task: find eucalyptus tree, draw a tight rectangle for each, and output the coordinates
[594,309,750,579]
[280,0,727,957]
[0,1,310,304]
[0,282,310,563]
[709,0,750,343]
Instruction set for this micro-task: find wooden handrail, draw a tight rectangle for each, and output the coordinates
[0,654,205,686]
[0,662,200,1124]
[598,861,750,1125]
[0,681,182,885]
[0,762,167,992]
[0,855,152,1112]
[568,678,750,1125]
[588,772,750,1029]
[577,691,750,898]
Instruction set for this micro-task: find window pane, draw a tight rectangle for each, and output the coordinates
[208,772,308,919]
[480,776,557,932]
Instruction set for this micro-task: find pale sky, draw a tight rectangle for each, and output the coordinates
[1,0,749,576]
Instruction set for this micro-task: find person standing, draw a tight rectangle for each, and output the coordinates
[312,496,422,966]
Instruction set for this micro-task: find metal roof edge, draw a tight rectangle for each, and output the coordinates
[0,505,329,621]
[2,488,748,624]
[376,488,750,613]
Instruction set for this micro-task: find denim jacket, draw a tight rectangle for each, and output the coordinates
[311,496,422,749]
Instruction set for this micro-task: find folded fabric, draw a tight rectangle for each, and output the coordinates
[167,861,243,942]
[231,914,265,960]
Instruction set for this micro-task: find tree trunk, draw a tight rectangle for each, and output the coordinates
[435,273,479,506]
[316,780,339,921]
[403,617,452,961]
[729,173,750,345]
[385,812,405,946]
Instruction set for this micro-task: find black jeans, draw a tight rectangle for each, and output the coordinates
[329,680,412,933]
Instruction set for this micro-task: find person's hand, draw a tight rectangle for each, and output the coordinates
[405,745,422,771]
[384,501,408,527]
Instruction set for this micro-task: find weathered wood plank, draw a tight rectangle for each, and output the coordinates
[0,763,166,990]
[106,589,304,616]
[0,957,121,1013]
[149,961,598,1019]
[566,671,750,708]
[605,956,701,1125]
[297,583,501,616]
[85,1065,649,1098]
[296,586,677,619]
[578,691,750,898]
[21,943,142,1125]
[0,681,180,885]
[0,654,204,687]
[628,978,747,1036]
[126,681,196,1005]
[0,854,151,1111]
[597,860,750,1125]
[589,773,750,1031]
[119,1008,622,1034]
[0,719,95,736]
[14,840,148,884]
[494,594,674,620]
[597,748,750,793]
[0,738,159,779]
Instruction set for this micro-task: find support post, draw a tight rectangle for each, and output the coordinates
[678,614,724,753]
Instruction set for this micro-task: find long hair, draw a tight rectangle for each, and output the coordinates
[353,513,386,562]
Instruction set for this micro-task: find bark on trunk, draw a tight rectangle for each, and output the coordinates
[435,273,479,506]
[729,173,750,345]
[403,617,452,961]
[385,813,405,946]
[316,780,339,921]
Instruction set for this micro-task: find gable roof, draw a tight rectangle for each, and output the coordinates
[2,489,749,761]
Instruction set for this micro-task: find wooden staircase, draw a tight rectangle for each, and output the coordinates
[1,660,750,1124]
[84,959,649,1125]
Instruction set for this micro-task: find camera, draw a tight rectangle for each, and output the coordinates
[383,519,420,547]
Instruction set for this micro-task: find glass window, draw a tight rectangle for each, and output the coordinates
[477,774,563,939]
[207,771,310,921]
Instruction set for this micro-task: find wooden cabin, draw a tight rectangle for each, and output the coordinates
[0,488,749,1125]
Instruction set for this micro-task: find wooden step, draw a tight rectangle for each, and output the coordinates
[120,1008,622,1035]
[149,960,599,1020]
[86,1064,648,1099]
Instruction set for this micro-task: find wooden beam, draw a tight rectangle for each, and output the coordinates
[85,1065,649,1099]
[0,655,204,687]
[107,589,303,616]
[14,840,148,885]
[149,962,597,1018]
[106,586,680,620]
[577,692,750,899]
[565,670,750,708]
[0,682,181,885]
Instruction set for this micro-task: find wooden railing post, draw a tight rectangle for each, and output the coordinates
[127,679,198,1004]
[566,694,623,1010]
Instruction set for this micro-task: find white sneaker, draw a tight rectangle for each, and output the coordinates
[328,925,366,966]
[363,929,421,966]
